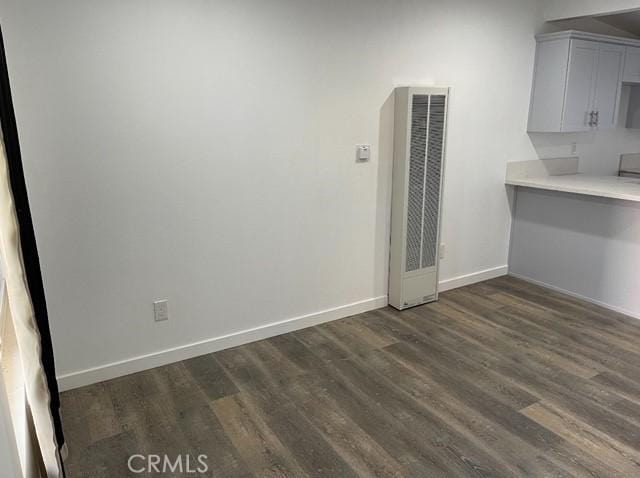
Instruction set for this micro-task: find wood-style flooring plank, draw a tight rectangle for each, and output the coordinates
[211,393,310,478]
[60,275,640,477]
[183,353,239,401]
[521,401,640,477]
[230,384,360,478]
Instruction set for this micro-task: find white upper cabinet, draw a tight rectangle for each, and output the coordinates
[623,46,640,83]
[593,43,625,129]
[528,31,629,133]
[562,40,598,132]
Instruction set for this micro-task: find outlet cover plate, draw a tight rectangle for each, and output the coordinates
[154,300,169,322]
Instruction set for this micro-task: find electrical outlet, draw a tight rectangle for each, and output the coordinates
[154,300,169,322]
[439,243,446,260]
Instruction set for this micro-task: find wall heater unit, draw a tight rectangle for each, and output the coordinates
[389,87,449,310]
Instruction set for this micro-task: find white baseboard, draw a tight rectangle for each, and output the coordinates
[438,265,509,292]
[57,265,510,391]
[57,295,388,391]
[509,272,640,321]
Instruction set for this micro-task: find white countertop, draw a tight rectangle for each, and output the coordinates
[506,174,640,202]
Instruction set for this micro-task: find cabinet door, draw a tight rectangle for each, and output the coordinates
[562,40,598,132]
[623,46,640,83]
[593,43,625,130]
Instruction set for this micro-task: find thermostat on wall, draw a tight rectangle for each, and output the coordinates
[356,144,371,162]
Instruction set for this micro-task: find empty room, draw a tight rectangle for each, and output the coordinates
[2,0,640,476]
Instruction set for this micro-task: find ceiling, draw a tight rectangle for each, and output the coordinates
[597,10,640,37]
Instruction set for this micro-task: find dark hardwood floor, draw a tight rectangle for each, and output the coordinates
[60,276,640,477]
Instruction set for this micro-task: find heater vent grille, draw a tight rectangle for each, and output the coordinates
[405,94,447,273]
[405,95,429,272]
[422,94,446,269]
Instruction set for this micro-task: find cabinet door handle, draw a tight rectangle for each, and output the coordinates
[595,110,599,127]
[588,111,595,127]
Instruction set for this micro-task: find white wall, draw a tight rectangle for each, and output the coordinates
[527,83,640,175]
[529,130,640,176]
[510,189,640,319]
[0,0,541,387]
[544,0,640,21]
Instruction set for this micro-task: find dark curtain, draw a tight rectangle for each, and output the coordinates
[0,25,66,466]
